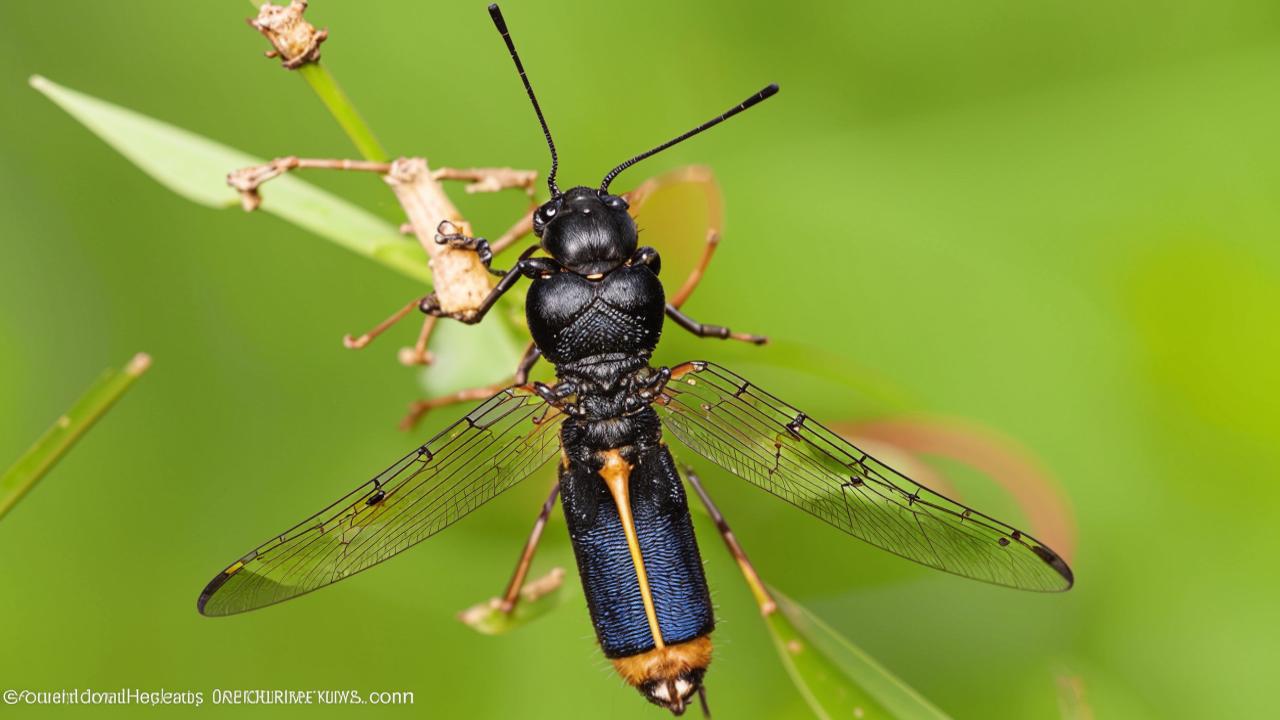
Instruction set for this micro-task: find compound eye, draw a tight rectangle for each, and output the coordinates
[605,195,629,211]
[534,205,557,227]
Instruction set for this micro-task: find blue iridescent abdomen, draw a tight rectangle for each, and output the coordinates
[558,439,714,658]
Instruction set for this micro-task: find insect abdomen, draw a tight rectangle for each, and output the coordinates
[559,442,714,658]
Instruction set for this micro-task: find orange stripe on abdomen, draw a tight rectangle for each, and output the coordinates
[598,449,665,649]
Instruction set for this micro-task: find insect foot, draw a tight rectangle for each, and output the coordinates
[435,220,494,272]
[632,366,673,401]
[532,382,582,417]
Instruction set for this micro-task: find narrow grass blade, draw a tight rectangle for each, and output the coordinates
[0,353,152,520]
[298,63,388,162]
[770,588,951,720]
[29,75,429,284]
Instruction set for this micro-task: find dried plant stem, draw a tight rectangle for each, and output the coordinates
[399,315,438,366]
[491,209,536,256]
[229,155,537,316]
[227,156,391,211]
[384,158,493,315]
[399,384,508,431]
[343,297,420,350]
[433,167,537,196]
[0,353,151,520]
[228,157,536,213]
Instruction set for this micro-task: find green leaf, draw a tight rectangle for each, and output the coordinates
[768,589,951,720]
[29,75,431,284]
[1,353,151,520]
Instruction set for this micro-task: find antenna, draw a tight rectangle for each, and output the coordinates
[488,4,560,196]
[600,83,779,193]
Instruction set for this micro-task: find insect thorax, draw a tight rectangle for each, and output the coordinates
[525,263,666,372]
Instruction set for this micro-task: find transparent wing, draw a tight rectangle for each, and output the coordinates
[198,387,565,616]
[657,362,1073,591]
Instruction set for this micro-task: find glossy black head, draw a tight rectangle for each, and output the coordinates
[533,187,635,276]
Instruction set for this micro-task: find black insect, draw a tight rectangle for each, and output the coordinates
[197,5,1073,716]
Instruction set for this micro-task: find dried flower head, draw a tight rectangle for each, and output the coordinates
[249,0,328,70]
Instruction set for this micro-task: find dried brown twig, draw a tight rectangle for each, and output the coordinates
[383,158,496,318]
[227,156,390,211]
[433,167,538,196]
[227,157,536,212]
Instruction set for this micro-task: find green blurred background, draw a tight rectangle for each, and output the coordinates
[2,0,1277,717]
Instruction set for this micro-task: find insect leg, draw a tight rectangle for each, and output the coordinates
[630,246,765,345]
[682,465,777,615]
[431,167,537,257]
[530,379,582,417]
[496,482,562,613]
[435,220,495,272]
[666,304,768,346]
[670,227,720,309]
[398,342,543,430]
[341,240,538,359]
[621,165,724,308]
[341,296,427,351]
[511,342,543,383]
[418,246,550,325]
